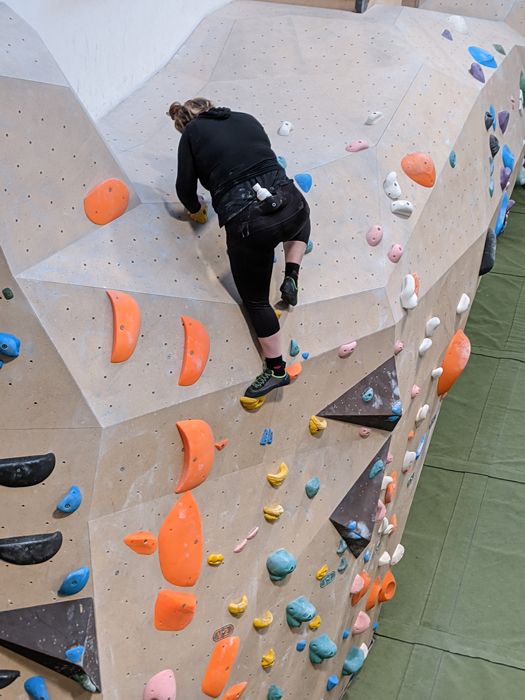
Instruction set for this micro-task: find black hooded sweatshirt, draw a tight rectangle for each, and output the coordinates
[175,107,289,226]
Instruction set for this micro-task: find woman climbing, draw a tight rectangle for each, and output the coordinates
[168,98,310,399]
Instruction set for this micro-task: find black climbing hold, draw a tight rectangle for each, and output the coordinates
[329,439,391,558]
[0,669,20,688]
[0,453,55,488]
[479,228,497,276]
[489,135,500,157]
[484,111,494,130]
[1,288,13,300]
[0,597,101,692]
[0,531,62,565]
[318,357,401,432]
[354,0,369,12]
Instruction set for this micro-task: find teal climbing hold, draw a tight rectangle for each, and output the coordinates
[502,144,515,171]
[286,596,316,628]
[2,288,13,300]
[320,570,336,588]
[337,557,348,573]
[336,538,347,556]
[267,549,296,582]
[294,173,312,193]
[489,178,494,198]
[449,151,456,168]
[327,675,339,691]
[309,634,337,664]
[305,239,313,254]
[361,387,374,403]
[0,333,20,358]
[489,157,494,176]
[369,459,384,479]
[342,647,365,675]
[24,676,51,700]
[289,339,300,356]
[277,155,287,169]
[56,486,82,514]
[268,685,284,700]
[493,44,506,56]
[305,477,320,499]
[468,46,497,68]
[58,567,90,596]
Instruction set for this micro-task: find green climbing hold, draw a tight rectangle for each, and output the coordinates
[493,44,506,56]
[2,288,13,300]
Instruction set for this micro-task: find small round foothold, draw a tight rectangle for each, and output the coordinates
[359,427,371,439]
[431,367,443,379]
[342,629,350,640]
[338,341,357,358]
[407,430,415,440]
[388,244,403,263]
[366,225,383,246]
[346,139,369,153]
[296,640,307,651]
[361,387,374,402]
[419,338,432,357]
[2,288,14,300]
[411,384,420,399]
[394,340,404,355]
[364,551,370,562]
[278,120,294,136]
[365,110,383,125]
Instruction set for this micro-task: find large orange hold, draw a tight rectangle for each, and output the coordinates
[437,329,471,396]
[154,589,197,631]
[178,316,210,386]
[201,636,240,698]
[351,570,370,606]
[365,576,382,611]
[123,530,157,555]
[175,420,215,493]
[379,570,397,603]
[401,152,436,188]
[106,290,141,363]
[158,492,203,586]
[84,178,129,224]
[223,682,248,699]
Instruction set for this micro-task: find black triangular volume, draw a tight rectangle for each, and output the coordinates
[0,669,20,688]
[319,357,402,432]
[0,453,55,488]
[329,438,391,558]
[0,598,101,691]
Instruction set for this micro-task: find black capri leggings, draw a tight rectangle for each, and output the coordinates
[225,181,310,338]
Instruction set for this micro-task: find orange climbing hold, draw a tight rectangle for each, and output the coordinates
[385,471,397,504]
[178,316,210,386]
[287,362,302,380]
[175,419,215,493]
[158,492,203,586]
[223,682,248,699]
[84,178,129,224]
[379,570,397,602]
[215,439,229,451]
[154,589,197,631]
[351,571,371,606]
[401,153,436,188]
[201,636,241,698]
[123,530,158,555]
[389,514,398,532]
[106,290,141,363]
[365,576,382,611]
[437,329,471,396]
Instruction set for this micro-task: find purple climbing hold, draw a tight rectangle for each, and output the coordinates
[469,63,485,84]
[500,166,511,191]
[507,199,516,212]
[498,111,510,134]
[441,29,453,41]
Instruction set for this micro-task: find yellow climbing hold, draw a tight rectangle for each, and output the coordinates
[316,564,329,581]
[207,553,224,566]
[253,610,274,629]
[266,462,288,488]
[308,614,322,630]
[261,648,276,669]
[263,504,284,522]
[228,594,248,616]
[240,395,266,411]
[275,309,283,319]
[309,415,327,435]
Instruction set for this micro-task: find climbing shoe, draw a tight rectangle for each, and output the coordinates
[245,368,290,398]
[280,276,298,306]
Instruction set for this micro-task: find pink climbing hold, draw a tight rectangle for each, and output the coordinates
[386,452,394,465]
[246,527,259,540]
[351,574,365,594]
[366,225,383,247]
[143,669,176,700]
[411,385,420,399]
[388,244,403,263]
[393,340,404,355]
[234,539,248,553]
[338,341,357,358]
[352,611,371,634]
[375,499,386,522]
[359,427,371,439]
[346,139,370,153]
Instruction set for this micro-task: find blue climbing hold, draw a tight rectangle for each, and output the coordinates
[342,629,350,640]
[373,622,379,631]
[361,387,374,403]
[294,173,313,193]
[338,557,348,573]
[496,192,509,236]
[390,400,402,415]
[305,477,320,499]
[489,104,496,131]
[268,685,284,700]
[267,548,297,582]
[277,155,287,169]
[489,157,495,176]
[58,566,90,596]
[301,351,309,360]
[289,339,300,356]
[286,596,316,628]
[369,459,384,479]
[320,570,336,588]
[416,433,427,459]
[441,29,453,41]
[296,640,307,652]
[502,144,515,171]
[56,485,82,514]
[260,428,273,446]
[342,647,365,675]
[364,551,370,563]
[489,178,494,198]
[309,634,338,664]
[336,538,348,555]
[468,46,497,68]
[305,239,313,254]
[65,645,85,663]
[347,520,357,531]
[0,333,20,358]
[327,675,339,691]
[449,151,456,168]
[24,676,51,700]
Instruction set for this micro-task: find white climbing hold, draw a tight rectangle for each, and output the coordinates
[338,341,357,358]
[416,404,430,424]
[447,14,468,33]
[378,551,391,566]
[391,544,405,565]
[383,172,402,200]
[425,317,441,337]
[456,293,470,314]
[391,200,414,218]
[402,451,416,472]
[278,120,294,136]
[401,275,418,310]
[378,516,392,535]
[431,367,443,379]
[365,110,383,125]
[418,338,432,357]
[366,225,383,246]
[381,475,393,491]
[360,643,369,659]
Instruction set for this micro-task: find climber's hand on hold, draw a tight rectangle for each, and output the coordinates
[188,195,208,224]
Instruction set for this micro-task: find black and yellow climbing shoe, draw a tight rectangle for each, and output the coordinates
[280,276,298,306]
[245,368,290,398]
